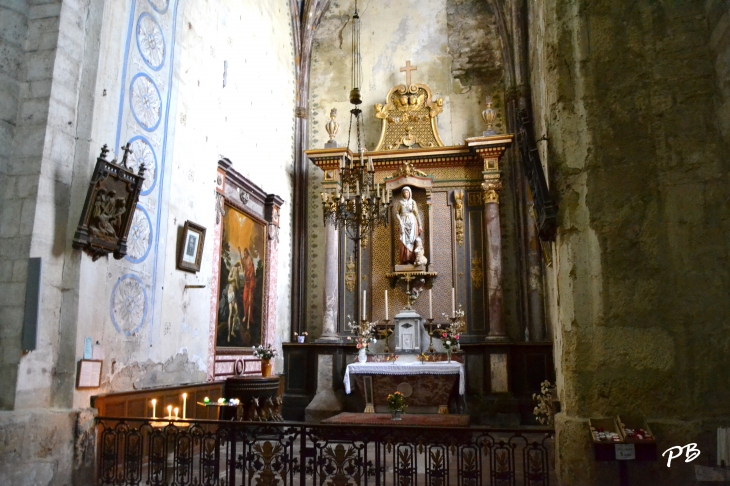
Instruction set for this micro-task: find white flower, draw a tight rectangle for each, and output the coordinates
[445,340,451,345]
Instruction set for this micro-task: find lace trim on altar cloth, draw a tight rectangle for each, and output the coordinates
[344,362,465,395]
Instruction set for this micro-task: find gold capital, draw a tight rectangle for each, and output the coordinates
[482,178,502,204]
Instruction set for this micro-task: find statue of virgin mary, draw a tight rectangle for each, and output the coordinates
[396,186,423,264]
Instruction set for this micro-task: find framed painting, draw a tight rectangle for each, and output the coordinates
[215,203,266,352]
[177,221,206,272]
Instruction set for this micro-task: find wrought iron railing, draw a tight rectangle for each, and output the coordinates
[95,417,554,486]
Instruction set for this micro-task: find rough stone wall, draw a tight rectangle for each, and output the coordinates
[0,0,30,411]
[0,409,96,486]
[707,0,730,145]
[306,0,511,337]
[529,0,730,483]
[0,0,95,411]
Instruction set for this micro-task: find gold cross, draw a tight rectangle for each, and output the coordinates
[400,60,417,86]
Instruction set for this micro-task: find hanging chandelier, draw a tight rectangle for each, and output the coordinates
[320,0,390,241]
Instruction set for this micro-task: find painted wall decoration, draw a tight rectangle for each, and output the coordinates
[215,204,266,350]
[108,0,180,342]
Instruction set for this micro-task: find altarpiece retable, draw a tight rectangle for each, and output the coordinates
[307,74,513,412]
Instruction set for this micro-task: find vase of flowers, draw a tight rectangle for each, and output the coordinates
[437,308,466,362]
[346,316,377,362]
[252,344,277,377]
[294,331,308,343]
[387,391,407,420]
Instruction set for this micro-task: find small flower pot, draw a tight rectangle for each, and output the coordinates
[261,359,273,377]
[390,410,403,421]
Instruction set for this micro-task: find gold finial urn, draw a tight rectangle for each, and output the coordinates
[325,108,340,148]
[482,98,497,136]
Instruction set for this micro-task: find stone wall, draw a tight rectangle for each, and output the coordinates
[67,0,296,410]
[0,0,296,483]
[0,0,30,411]
[305,0,514,338]
[529,0,730,483]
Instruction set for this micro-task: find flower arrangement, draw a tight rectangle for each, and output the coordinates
[532,380,554,425]
[387,391,407,412]
[252,344,277,361]
[345,315,378,350]
[417,353,431,363]
[294,331,308,343]
[436,307,466,352]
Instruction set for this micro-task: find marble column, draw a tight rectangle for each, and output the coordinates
[483,176,508,341]
[304,354,343,422]
[317,222,341,341]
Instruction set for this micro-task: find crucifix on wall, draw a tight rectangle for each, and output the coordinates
[400,60,417,86]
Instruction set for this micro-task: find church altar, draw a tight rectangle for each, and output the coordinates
[344,361,465,414]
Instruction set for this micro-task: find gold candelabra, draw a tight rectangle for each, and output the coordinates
[320,150,390,240]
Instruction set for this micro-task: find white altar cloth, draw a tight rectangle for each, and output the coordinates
[344,361,465,395]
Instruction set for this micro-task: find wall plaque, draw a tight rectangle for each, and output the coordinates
[72,144,146,260]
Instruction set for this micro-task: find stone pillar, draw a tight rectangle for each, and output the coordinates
[318,223,340,341]
[304,354,343,422]
[482,175,509,341]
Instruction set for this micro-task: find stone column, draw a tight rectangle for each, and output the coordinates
[482,154,510,341]
[304,354,343,422]
[318,222,341,341]
[482,174,509,341]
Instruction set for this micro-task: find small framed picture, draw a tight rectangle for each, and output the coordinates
[76,359,102,389]
[178,221,206,273]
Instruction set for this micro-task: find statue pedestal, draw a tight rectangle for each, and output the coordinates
[393,309,423,353]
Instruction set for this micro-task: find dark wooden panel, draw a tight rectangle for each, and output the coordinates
[92,382,226,419]
[285,347,309,394]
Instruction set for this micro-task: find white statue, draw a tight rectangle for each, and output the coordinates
[396,186,423,264]
[414,237,428,266]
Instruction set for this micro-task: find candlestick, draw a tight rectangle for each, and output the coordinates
[182,393,187,419]
[380,319,392,353]
[385,290,389,320]
[429,289,433,319]
[451,288,456,316]
[426,319,436,353]
[151,399,157,419]
[167,405,172,419]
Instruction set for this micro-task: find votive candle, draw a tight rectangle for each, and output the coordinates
[151,399,157,419]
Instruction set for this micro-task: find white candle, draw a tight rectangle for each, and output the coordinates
[167,405,172,419]
[151,399,157,419]
[429,289,433,319]
[356,180,359,195]
[451,288,455,316]
[174,407,179,420]
[385,290,389,320]
[362,290,367,320]
[182,393,187,419]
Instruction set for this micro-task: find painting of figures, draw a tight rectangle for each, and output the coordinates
[216,203,266,350]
